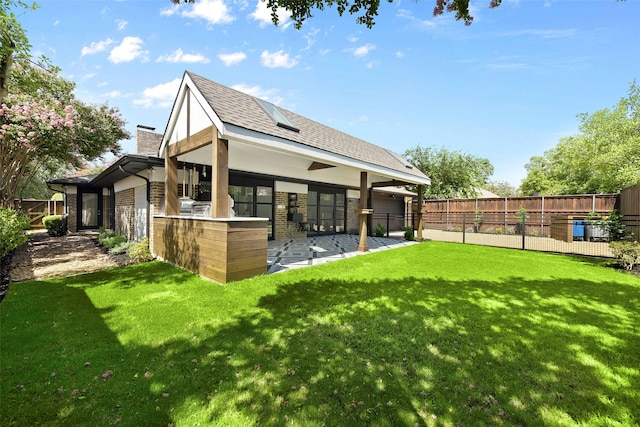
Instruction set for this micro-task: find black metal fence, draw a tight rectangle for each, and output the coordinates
[421,212,640,258]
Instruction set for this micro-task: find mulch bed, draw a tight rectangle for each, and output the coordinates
[0,232,130,303]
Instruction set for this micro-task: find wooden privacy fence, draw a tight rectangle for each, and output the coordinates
[15,200,64,229]
[619,185,640,238]
[422,193,619,237]
[419,186,640,255]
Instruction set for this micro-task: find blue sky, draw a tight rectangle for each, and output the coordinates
[17,0,640,187]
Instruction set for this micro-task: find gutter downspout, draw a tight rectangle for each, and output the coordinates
[118,165,151,241]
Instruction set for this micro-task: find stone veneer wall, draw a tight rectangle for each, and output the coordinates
[274,191,308,240]
[67,194,77,232]
[346,197,360,234]
[115,188,135,240]
[149,181,164,248]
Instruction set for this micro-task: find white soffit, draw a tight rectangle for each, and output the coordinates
[223,123,430,186]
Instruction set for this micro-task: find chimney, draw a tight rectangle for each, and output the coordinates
[136,125,163,156]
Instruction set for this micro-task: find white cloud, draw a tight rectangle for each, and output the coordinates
[157,48,210,64]
[108,36,149,63]
[397,8,437,28]
[349,115,369,125]
[116,19,128,30]
[231,83,283,105]
[484,62,531,70]
[347,35,359,43]
[81,38,114,57]
[352,43,375,58]
[134,78,182,108]
[218,51,247,66]
[302,28,319,51]
[503,29,577,39]
[249,0,291,28]
[101,90,132,99]
[162,0,234,25]
[260,50,298,68]
[396,51,406,59]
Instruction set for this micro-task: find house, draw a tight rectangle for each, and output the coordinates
[49,71,430,283]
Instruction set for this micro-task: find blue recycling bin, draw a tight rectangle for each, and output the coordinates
[572,220,585,241]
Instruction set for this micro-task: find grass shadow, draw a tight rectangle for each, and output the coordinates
[2,247,639,426]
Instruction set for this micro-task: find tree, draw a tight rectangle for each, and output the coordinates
[485,179,520,197]
[0,62,129,206]
[521,82,640,196]
[403,145,494,199]
[170,0,502,28]
[1,1,38,101]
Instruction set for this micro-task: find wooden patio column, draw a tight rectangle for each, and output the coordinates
[211,131,229,218]
[357,171,370,252]
[416,184,424,242]
[165,154,178,215]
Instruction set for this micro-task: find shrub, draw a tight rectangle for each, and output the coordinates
[588,209,627,242]
[98,230,128,250]
[42,215,67,237]
[609,241,640,271]
[128,238,153,262]
[404,226,415,241]
[109,241,134,255]
[374,223,386,237]
[0,207,30,257]
[473,209,484,233]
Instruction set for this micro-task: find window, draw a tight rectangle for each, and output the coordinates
[254,98,300,132]
[229,176,274,239]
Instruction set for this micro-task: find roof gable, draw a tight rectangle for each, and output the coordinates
[159,71,429,185]
[187,72,428,183]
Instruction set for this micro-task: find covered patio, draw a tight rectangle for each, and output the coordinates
[267,233,418,274]
[153,72,430,283]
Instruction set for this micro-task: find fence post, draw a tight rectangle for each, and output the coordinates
[521,211,526,250]
[462,213,466,244]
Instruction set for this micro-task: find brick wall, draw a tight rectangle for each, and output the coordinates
[136,128,163,156]
[274,191,308,240]
[67,194,77,232]
[102,193,111,229]
[347,197,360,234]
[115,188,134,240]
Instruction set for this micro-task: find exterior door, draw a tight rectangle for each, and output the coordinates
[78,189,103,230]
[307,187,346,235]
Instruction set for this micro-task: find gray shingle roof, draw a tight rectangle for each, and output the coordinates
[187,72,429,182]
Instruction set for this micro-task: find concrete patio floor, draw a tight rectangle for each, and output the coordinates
[267,233,418,274]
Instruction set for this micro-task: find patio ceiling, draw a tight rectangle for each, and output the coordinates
[176,136,423,189]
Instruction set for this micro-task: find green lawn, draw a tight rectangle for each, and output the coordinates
[1,242,639,426]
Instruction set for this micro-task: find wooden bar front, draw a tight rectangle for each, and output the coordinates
[153,215,268,283]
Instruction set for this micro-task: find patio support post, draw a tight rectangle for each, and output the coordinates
[211,131,229,218]
[416,184,424,242]
[358,171,369,252]
[165,154,178,215]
